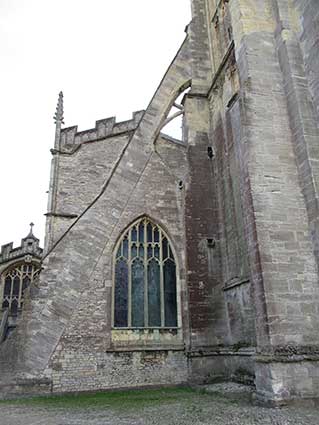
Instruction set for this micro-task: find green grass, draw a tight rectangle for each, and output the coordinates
[0,387,199,410]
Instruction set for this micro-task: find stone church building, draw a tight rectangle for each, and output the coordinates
[1,0,319,405]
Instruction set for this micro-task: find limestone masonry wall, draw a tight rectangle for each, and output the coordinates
[1,0,319,405]
[60,111,144,146]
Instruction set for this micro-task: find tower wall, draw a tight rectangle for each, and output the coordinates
[0,0,319,404]
[0,38,193,396]
[184,0,255,386]
[183,0,319,403]
[204,0,319,403]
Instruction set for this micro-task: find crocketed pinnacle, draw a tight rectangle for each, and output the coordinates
[53,91,65,125]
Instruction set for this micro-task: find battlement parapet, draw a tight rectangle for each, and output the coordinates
[0,236,43,265]
[60,110,144,146]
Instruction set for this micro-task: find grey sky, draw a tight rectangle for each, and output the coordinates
[0,0,191,246]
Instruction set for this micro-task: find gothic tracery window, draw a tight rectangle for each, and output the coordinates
[113,218,178,329]
[1,263,40,315]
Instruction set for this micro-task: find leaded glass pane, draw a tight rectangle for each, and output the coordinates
[162,238,168,259]
[22,277,30,292]
[139,245,144,258]
[1,263,40,317]
[11,299,18,315]
[154,228,159,243]
[131,259,144,327]
[114,217,178,329]
[123,238,129,259]
[148,259,161,327]
[4,277,11,296]
[147,223,153,242]
[154,245,160,259]
[164,259,177,327]
[12,276,20,296]
[114,259,128,327]
[131,227,137,242]
[131,243,138,258]
[138,222,144,243]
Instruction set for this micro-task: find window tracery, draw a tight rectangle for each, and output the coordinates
[113,218,178,329]
[1,263,40,315]
[160,88,190,140]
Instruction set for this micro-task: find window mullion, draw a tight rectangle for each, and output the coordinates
[128,232,132,328]
[111,260,115,327]
[18,268,23,309]
[144,220,148,328]
[31,265,35,285]
[159,230,165,327]
[0,276,4,309]
[9,275,13,309]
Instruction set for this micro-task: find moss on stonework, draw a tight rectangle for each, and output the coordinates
[0,387,199,410]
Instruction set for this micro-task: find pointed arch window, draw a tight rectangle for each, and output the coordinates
[1,263,40,316]
[113,218,178,328]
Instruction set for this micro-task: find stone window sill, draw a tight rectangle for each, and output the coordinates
[111,328,183,350]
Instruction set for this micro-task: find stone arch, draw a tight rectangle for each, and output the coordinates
[112,216,181,329]
[0,260,41,315]
[157,82,191,141]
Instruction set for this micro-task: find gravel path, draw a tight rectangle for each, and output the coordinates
[0,384,318,425]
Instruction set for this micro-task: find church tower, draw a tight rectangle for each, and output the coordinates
[186,0,319,404]
[0,0,319,405]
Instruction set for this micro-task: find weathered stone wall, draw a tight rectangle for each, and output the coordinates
[185,0,319,403]
[0,36,193,394]
[256,359,319,404]
[1,0,319,404]
[228,0,319,403]
[40,132,189,392]
[208,71,255,348]
[271,0,319,276]
[50,348,187,393]
[185,0,226,353]
[56,136,130,217]
[190,348,255,385]
[44,112,145,254]
[1,0,258,396]
[295,0,319,122]
[49,134,130,245]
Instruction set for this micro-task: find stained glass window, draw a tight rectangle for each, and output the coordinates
[114,260,128,327]
[113,218,178,328]
[0,263,40,316]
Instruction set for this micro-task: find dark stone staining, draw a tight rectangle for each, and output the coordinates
[114,260,128,327]
[123,238,128,259]
[147,223,152,242]
[131,258,144,327]
[148,259,161,327]
[162,238,168,259]
[164,259,177,327]
[2,0,319,405]
[185,130,219,342]
[138,222,144,243]
[4,277,11,297]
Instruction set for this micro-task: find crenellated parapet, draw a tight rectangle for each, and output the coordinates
[0,224,43,266]
[59,110,145,147]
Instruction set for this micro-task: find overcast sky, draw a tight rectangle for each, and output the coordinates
[0,0,191,247]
